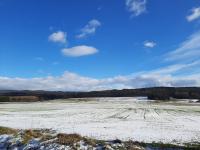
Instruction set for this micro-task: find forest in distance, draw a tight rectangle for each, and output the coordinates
[0,87,200,102]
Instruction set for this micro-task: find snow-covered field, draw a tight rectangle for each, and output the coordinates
[0,97,200,145]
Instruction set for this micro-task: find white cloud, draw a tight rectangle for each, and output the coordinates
[144,41,156,48]
[61,45,98,57]
[0,72,199,91]
[0,62,200,91]
[165,31,200,62]
[2,25,200,91]
[48,31,67,44]
[126,0,147,17]
[76,19,101,39]
[186,7,200,22]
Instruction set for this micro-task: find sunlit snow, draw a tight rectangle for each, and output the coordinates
[0,97,199,144]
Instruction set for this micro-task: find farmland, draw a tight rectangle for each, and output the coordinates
[0,97,199,145]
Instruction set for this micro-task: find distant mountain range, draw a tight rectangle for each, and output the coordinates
[0,87,200,102]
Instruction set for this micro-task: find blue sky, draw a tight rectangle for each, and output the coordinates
[0,0,200,91]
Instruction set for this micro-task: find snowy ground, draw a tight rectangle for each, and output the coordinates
[0,97,199,145]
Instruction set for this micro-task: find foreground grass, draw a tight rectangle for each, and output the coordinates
[134,141,200,150]
[0,126,199,150]
[0,126,17,135]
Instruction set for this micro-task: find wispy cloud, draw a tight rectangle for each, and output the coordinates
[126,0,147,17]
[76,19,101,39]
[165,31,200,62]
[2,31,200,91]
[144,41,156,48]
[48,31,67,44]
[149,61,200,75]
[186,7,200,22]
[97,6,102,11]
[52,61,59,65]
[62,45,98,57]
[3,31,199,91]
[35,57,44,61]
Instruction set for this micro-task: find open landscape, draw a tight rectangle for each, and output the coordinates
[1,0,200,149]
[0,97,200,148]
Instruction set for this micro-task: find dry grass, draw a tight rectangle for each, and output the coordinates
[56,133,82,145]
[1,126,199,149]
[21,129,43,144]
[83,137,106,146]
[0,126,17,135]
[40,134,55,141]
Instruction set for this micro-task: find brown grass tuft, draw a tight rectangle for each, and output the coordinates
[40,134,55,141]
[22,129,43,144]
[57,133,82,145]
[0,126,17,135]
